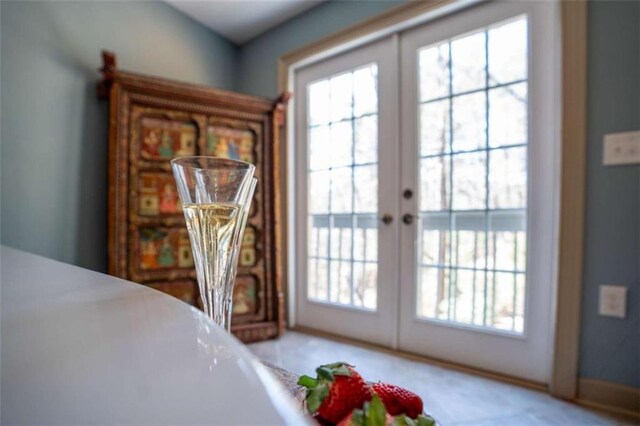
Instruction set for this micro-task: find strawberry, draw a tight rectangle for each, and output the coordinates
[372,382,424,419]
[297,362,372,423]
[337,395,435,426]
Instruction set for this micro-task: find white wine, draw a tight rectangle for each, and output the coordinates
[171,156,256,332]
[183,202,242,322]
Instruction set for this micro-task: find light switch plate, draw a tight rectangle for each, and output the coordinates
[599,285,627,318]
[603,130,640,165]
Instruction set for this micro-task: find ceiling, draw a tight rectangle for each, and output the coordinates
[165,0,325,45]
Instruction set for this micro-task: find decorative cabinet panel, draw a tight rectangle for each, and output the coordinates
[97,51,288,342]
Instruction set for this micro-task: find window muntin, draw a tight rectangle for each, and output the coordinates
[307,64,379,310]
[417,16,528,333]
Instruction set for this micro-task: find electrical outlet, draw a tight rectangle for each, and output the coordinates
[599,285,627,318]
[603,130,640,165]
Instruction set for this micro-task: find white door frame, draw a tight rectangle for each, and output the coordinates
[285,0,562,384]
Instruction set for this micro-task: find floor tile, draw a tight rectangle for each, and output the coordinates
[248,331,632,425]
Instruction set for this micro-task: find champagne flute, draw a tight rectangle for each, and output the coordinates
[171,156,256,332]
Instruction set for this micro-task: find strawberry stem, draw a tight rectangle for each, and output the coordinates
[297,375,318,388]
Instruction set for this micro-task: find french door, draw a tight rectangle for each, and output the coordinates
[293,1,559,383]
[294,37,400,347]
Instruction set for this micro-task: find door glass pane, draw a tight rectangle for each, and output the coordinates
[354,116,377,164]
[419,43,450,102]
[417,16,528,333]
[307,63,379,310]
[452,92,486,152]
[353,66,378,117]
[420,99,450,155]
[420,156,450,211]
[451,31,486,94]
[489,83,528,147]
[488,18,527,85]
[451,151,487,210]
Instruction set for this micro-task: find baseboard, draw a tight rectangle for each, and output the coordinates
[577,378,640,421]
[290,325,547,393]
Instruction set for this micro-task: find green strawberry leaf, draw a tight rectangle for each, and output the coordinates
[391,415,416,426]
[415,414,436,426]
[324,361,350,369]
[365,395,387,426]
[323,362,353,376]
[316,366,334,381]
[306,383,329,413]
[297,375,318,388]
[332,364,351,376]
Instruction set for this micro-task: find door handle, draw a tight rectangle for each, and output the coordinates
[381,214,393,225]
[402,213,418,225]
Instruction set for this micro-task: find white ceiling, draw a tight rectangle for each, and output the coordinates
[165,0,325,44]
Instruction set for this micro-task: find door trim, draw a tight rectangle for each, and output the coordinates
[280,0,587,398]
[550,0,588,400]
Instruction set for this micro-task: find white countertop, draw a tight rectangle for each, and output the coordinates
[1,246,308,425]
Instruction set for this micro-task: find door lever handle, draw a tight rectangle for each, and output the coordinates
[402,213,419,225]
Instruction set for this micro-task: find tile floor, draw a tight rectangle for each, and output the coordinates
[248,331,635,426]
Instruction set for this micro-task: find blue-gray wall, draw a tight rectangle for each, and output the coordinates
[579,0,639,388]
[0,1,238,272]
[237,0,404,98]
